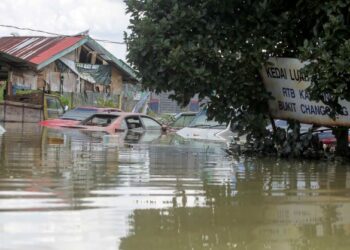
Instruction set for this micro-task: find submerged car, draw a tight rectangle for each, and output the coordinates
[266,119,350,148]
[176,111,243,143]
[314,129,350,147]
[39,106,121,127]
[168,112,197,130]
[266,119,314,134]
[62,112,167,134]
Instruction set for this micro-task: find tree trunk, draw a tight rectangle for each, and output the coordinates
[334,126,349,156]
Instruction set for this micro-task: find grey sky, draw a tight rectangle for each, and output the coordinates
[0,0,130,61]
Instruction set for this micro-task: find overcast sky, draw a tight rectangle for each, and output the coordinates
[0,0,130,61]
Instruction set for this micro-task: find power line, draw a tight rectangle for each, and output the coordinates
[0,24,126,44]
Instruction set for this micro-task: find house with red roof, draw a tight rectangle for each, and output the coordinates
[0,35,138,106]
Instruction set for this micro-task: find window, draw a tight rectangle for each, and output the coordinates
[141,116,161,130]
[125,116,142,129]
[82,115,118,127]
[189,112,226,129]
[120,120,128,130]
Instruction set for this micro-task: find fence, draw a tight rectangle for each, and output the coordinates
[62,91,143,112]
[62,92,121,109]
[149,92,202,114]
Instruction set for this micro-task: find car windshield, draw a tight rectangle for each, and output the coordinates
[60,108,99,121]
[189,112,226,129]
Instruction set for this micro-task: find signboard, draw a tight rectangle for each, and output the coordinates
[261,57,350,126]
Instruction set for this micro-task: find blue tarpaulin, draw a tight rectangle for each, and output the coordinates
[76,63,111,85]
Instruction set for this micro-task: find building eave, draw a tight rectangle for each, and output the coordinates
[36,37,89,70]
[0,51,36,69]
[85,37,138,82]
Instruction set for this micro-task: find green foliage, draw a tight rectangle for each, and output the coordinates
[127,1,265,125]
[16,89,41,95]
[235,122,330,159]
[59,95,70,108]
[96,98,117,108]
[298,0,350,155]
[125,0,350,156]
[300,1,350,117]
[0,84,5,101]
[146,108,157,118]
[125,0,317,129]
[157,113,176,125]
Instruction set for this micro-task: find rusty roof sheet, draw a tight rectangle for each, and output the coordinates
[0,36,84,65]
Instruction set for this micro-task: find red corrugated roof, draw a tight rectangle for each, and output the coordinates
[0,36,85,65]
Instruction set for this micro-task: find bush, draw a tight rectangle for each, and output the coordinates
[59,95,71,108]
[96,98,117,108]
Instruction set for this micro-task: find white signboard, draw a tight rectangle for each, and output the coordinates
[261,57,350,126]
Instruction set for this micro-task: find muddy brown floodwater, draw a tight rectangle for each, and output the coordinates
[0,123,350,250]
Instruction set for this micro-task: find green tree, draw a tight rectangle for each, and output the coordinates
[300,0,350,155]
[125,0,348,156]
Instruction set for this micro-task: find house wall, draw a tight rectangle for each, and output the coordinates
[38,62,56,90]
[46,72,77,92]
[11,68,38,90]
[39,61,79,93]
[38,49,125,95]
[110,67,123,95]
[62,50,77,61]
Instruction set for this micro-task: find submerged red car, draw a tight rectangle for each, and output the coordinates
[61,112,167,134]
[316,129,350,146]
[39,106,121,128]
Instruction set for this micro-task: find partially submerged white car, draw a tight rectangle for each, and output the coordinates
[176,112,244,143]
[0,125,5,135]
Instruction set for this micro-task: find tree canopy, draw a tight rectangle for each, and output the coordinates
[125,0,350,155]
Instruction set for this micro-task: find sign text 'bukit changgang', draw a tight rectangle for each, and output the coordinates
[261,58,350,126]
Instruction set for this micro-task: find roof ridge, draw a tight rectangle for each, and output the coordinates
[0,35,85,39]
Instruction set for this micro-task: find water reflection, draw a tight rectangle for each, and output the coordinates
[0,123,350,249]
[120,159,350,250]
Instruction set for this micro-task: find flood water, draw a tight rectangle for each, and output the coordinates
[1,123,350,250]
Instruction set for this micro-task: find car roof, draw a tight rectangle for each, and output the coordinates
[74,106,121,111]
[176,112,197,115]
[87,112,150,117]
[175,112,197,116]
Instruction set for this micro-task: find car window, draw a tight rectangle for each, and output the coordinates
[125,116,143,130]
[82,115,118,127]
[189,112,226,129]
[141,116,161,130]
[120,120,128,130]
